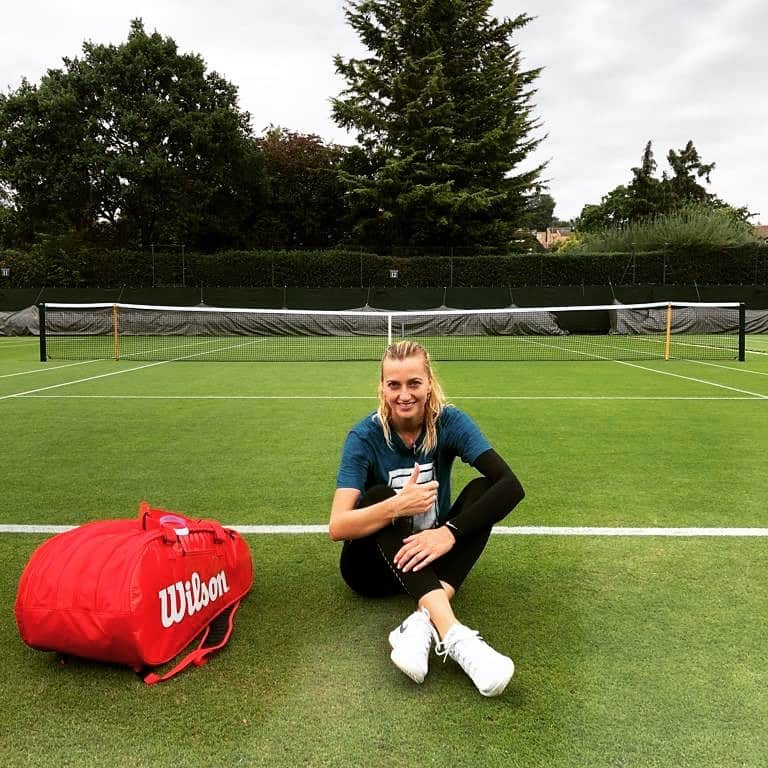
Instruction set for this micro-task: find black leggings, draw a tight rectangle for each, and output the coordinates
[339,478,494,600]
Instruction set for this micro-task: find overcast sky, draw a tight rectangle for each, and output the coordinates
[1,0,765,223]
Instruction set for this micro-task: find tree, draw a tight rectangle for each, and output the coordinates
[0,19,267,250]
[523,191,556,231]
[332,0,545,250]
[576,186,632,232]
[575,140,744,233]
[255,127,348,248]
[0,183,17,248]
[628,140,666,220]
[665,140,716,205]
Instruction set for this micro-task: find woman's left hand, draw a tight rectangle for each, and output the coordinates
[394,526,456,573]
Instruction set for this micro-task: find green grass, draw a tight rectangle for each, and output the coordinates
[2,535,767,767]
[43,329,745,362]
[1,336,768,767]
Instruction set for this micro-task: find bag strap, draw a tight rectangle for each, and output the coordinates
[142,600,242,685]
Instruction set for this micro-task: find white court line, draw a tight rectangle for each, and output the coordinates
[0,359,171,400]
[492,526,768,537]
[4,341,767,401]
[0,359,101,378]
[0,337,270,401]
[615,360,768,399]
[20,394,376,400]
[490,336,768,399]
[14,394,766,401]
[3,523,768,537]
[688,359,768,377]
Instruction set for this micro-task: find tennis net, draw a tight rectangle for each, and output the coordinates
[38,301,746,362]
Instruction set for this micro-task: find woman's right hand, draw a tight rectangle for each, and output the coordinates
[395,464,438,518]
[329,465,438,541]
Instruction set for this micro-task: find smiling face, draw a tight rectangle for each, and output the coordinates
[381,354,433,431]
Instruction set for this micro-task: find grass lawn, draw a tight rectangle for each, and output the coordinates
[1,337,767,767]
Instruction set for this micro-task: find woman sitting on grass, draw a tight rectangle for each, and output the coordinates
[329,340,525,696]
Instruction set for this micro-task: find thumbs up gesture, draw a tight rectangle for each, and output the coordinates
[396,464,438,518]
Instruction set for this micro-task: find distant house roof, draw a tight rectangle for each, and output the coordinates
[755,224,768,239]
[535,227,573,249]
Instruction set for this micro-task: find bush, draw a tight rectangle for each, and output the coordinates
[572,203,759,253]
[2,242,767,288]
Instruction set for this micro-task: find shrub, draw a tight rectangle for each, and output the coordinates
[571,202,759,253]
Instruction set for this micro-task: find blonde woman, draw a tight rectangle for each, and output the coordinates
[329,341,525,696]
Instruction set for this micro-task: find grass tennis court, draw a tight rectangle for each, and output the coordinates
[39,299,751,363]
[44,330,746,363]
[1,335,767,767]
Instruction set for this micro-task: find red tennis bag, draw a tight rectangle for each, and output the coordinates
[14,502,253,684]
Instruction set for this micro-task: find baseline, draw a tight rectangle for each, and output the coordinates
[12,394,765,401]
[3,524,768,537]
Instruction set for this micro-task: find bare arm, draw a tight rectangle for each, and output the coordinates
[329,488,395,541]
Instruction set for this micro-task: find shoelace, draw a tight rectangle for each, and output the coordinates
[436,629,483,669]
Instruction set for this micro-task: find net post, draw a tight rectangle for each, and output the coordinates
[38,303,47,362]
[664,304,672,360]
[387,314,392,346]
[738,303,746,362]
[112,304,120,360]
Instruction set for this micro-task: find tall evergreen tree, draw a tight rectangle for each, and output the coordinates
[665,140,716,205]
[628,140,666,219]
[332,0,545,250]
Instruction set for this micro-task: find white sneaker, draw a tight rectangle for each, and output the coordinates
[388,608,436,683]
[437,623,514,697]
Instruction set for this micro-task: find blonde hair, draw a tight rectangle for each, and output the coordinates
[376,340,447,454]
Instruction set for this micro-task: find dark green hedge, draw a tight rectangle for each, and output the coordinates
[1,243,766,288]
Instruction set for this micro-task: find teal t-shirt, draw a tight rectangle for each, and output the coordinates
[335,406,491,531]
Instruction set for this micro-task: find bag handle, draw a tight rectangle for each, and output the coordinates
[142,601,242,685]
[139,501,229,543]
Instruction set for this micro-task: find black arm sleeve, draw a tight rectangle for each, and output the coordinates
[445,449,525,537]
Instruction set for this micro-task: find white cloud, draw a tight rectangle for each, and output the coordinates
[515,0,767,220]
[1,0,765,222]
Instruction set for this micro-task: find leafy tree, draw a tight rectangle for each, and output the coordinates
[0,19,267,250]
[575,140,746,234]
[576,186,632,232]
[665,140,716,205]
[332,0,545,250]
[0,183,17,248]
[523,191,556,231]
[255,127,348,248]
